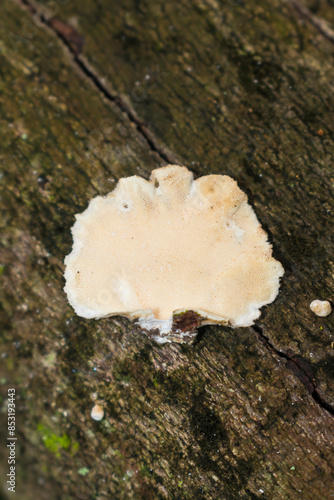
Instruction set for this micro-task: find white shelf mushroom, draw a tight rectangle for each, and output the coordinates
[64,165,284,343]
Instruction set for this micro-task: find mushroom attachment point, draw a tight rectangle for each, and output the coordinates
[64,165,284,343]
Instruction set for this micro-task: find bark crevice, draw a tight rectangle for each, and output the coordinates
[17,0,178,166]
[252,324,334,417]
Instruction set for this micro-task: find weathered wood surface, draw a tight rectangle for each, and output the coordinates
[0,0,333,498]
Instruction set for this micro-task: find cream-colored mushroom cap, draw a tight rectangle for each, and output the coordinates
[64,165,284,341]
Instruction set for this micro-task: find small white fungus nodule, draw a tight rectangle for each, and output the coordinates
[90,404,104,421]
[64,165,284,342]
[310,300,332,317]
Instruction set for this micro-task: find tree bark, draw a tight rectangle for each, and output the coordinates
[0,0,333,498]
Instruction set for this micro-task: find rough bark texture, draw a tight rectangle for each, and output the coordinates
[0,0,333,499]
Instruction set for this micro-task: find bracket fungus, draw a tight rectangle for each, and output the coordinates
[64,165,284,343]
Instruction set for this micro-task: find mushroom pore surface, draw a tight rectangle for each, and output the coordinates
[64,165,284,336]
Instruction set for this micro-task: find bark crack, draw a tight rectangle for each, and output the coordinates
[287,0,334,44]
[252,324,334,417]
[17,0,178,166]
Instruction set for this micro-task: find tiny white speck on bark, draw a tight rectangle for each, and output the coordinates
[310,299,332,317]
[91,404,104,421]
